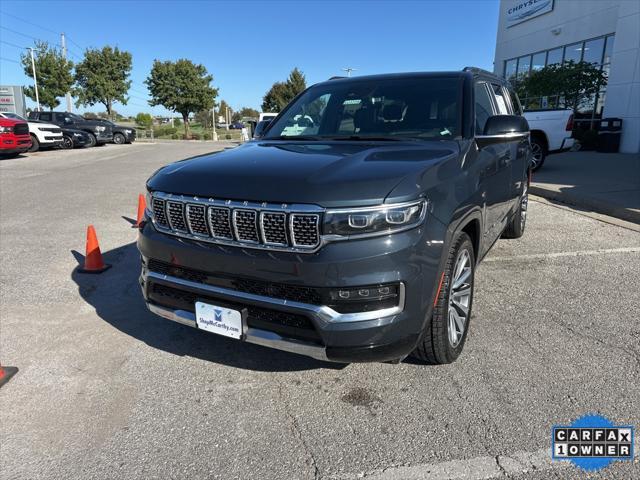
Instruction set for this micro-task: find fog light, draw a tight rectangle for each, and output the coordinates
[328,283,401,313]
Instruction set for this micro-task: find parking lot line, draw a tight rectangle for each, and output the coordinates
[484,246,640,262]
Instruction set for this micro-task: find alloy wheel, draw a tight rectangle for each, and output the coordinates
[448,249,472,348]
[530,142,543,169]
[62,137,73,149]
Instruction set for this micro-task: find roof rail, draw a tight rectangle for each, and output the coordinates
[462,66,496,76]
[328,76,347,80]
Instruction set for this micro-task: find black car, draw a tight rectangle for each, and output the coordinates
[90,119,136,144]
[59,127,92,149]
[27,111,113,147]
[138,68,531,364]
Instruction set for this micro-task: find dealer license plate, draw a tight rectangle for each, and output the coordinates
[195,301,243,339]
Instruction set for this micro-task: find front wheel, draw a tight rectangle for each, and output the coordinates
[412,232,475,364]
[87,133,97,147]
[28,134,40,152]
[113,133,125,144]
[61,135,74,149]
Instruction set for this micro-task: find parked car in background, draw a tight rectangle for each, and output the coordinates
[229,122,245,129]
[522,109,574,171]
[0,112,63,152]
[0,117,31,158]
[252,119,272,139]
[60,127,92,149]
[139,68,531,365]
[89,118,136,144]
[28,111,113,147]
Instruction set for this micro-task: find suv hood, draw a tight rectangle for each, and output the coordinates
[147,140,459,207]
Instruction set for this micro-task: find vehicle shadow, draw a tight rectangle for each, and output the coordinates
[71,241,343,372]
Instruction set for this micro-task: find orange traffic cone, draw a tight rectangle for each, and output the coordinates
[77,225,111,274]
[133,193,146,228]
[0,363,18,388]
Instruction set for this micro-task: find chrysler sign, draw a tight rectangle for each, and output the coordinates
[506,0,554,27]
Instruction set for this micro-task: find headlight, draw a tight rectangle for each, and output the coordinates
[73,132,83,137]
[0,126,13,133]
[95,126,106,132]
[145,191,154,218]
[125,129,132,133]
[324,199,427,237]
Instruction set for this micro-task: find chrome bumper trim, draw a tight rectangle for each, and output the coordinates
[146,271,404,326]
[147,302,329,362]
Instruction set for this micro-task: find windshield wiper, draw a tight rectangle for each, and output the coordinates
[327,135,416,142]
[265,135,321,141]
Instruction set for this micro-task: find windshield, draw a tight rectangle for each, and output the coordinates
[264,76,461,141]
[3,112,26,121]
[68,113,85,121]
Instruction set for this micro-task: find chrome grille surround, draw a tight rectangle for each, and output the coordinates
[150,192,324,253]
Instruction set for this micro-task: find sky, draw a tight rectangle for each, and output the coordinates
[0,0,500,117]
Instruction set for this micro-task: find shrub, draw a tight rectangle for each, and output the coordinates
[225,134,231,140]
[202,132,211,141]
[171,133,179,140]
[191,133,201,140]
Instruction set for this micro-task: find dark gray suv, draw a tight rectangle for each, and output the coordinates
[138,68,531,364]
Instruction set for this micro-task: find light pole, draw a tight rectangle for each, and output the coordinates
[28,47,40,111]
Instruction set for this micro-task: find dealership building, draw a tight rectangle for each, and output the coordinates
[493,0,640,153]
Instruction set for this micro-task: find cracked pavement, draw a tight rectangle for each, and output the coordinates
[1,143,639,479]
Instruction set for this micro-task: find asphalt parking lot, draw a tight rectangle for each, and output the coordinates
[1,142,639,480]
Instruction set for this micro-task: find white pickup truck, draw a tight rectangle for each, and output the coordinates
[523,109,574,171]
[0,112,63,152]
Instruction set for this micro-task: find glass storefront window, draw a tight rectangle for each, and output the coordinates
[516,55,531,79]
[603,35,615,64]
[531,52,545,71]
[564,42,583,63]
[505,59,517,82]
[546,48,563,66]
[583,37,605,65]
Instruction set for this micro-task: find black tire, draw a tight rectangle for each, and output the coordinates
[530,134,547,172]
[28,134,40,152]
[113,132,125,144]
[503,181,528,239]
[87,133,97,147]
[412,232,475,364]
[61,135,74,149]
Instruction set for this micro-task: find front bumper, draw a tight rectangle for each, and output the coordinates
[138,217,447,362]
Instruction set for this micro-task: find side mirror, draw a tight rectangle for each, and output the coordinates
[477,115,529,147]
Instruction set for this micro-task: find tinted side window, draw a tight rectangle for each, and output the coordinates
[491,84,510,114]
[506,88,523,116]
[474,83,494,134]
[39,112,51,122]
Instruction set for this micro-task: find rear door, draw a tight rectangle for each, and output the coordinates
[488,82,522,227]
[474,81,511,247]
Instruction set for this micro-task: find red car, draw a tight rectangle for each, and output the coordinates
[0,117,31,158]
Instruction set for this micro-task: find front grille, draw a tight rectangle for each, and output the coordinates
[147,258,324,305]
[167,201,187,232]
[41,127,62,133]
[233,210,259,242]
[149,282,321,343]
[150,193,322,251]
[152,198,168,226]
[186,204,208,236]
[14,123,29,135]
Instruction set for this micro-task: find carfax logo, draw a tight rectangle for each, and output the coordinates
[552,414,634,471]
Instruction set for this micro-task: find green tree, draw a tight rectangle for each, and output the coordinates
[233,107,260,121]
[216,99,231,123]
[195,109,214,128]
[174,117,181,127]
[20,41,74,110]
[261,68,307,112]
[517,61,608,114]
[145,59,218,137]
[135,112,153,128]
[74,46,132,116]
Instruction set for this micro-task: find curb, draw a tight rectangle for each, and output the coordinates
[530,184,640,225]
